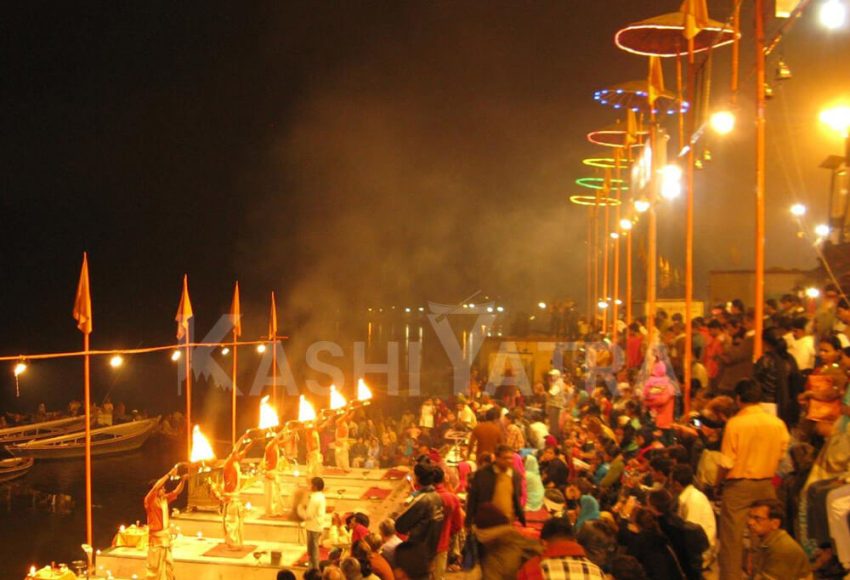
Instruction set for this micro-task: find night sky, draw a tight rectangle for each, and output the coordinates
[3,2,848,411]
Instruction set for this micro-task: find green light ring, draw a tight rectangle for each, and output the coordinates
[582,158,617,169]
[575,177,628,191]
[569,195,622,207]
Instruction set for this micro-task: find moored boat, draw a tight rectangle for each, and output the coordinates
[0,416,87,447]
[0,457,34,483]
[5,417,160,460]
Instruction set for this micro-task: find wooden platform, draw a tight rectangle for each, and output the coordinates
[98,466,412,579]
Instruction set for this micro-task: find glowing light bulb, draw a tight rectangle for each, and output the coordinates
[538,302,547,310]
[634,199,651,213]
[619,219,633,231]
[710,110,736,135]
[109,355,124,368]
[820,0,847,30]
[256,344,267,354]
[221,347,230,355]
[660,165,682,200]
[13,362,27,377]
[806,287,821,299]
[170,350,181,362]
[815,224,831,237]
[790,203,807,217]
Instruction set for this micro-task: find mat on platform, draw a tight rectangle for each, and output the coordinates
[202,543,258,558]
[382,468,408,480]
[294,546,331,567]
[361,487,391,500]
[322,467,350,476]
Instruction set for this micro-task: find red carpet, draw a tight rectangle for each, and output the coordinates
[202,543,258,558]
[361,487,391,500]
[382,468,408,480]
[294,546,331,567]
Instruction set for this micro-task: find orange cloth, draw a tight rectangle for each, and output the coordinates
[720,405,789,480]
[470,422,504,458]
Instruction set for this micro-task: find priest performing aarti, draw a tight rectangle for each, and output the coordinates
[144,466,186,580]
[213,434,256,549]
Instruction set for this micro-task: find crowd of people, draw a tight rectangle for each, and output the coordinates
[300,284,850,579]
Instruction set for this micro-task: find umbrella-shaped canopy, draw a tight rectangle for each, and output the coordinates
[594,80,689,116]
[615,12,738,57]
[587,122,648,148]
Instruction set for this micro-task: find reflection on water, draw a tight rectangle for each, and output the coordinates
[0,437,180,578]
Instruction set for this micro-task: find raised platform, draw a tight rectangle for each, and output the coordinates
[99,466,412,579]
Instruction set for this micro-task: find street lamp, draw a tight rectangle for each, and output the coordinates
[820,0,847,30]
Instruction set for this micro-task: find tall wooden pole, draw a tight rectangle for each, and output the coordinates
[602,183,611,335]
[83,332,92,549]
[587,207,593,325]
[231,330,238,446]
[683,37,696,415]
[593,193,600,332]
[754,0,766,359]
[646,118,658,342]
[626,223,633,326]
[185,334,192,460]
[612,151,623,346]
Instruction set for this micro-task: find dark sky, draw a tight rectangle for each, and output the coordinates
[2,2,848,377]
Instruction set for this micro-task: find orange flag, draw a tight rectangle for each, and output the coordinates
[648,56,666,107]
[73,253,93,335]
[230,282,242,338]
[269,291,278,339]
[681,0,709,40]
[175,275,193,340]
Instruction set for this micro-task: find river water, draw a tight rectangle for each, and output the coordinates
[0,438,180,578]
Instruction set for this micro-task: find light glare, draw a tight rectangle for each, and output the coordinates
[806,287,821,299]
[13,362,27,377]
[815,224,831,237]
[820,0,847,30]
[710,110,736,135]
[619,219,633,231]
[660,165,683,200]
[820,105,850,136]
[790,203,807,217]
[256,344,267,354]
[634,199,651,213]
[171,350,181,362]
[109,355,124,368]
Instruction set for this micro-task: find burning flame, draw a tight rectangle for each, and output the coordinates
[329,385,347,410]
[298,395,317,422]
[357,378,373,401]
[190,426,216,463]
[258,395,280,429]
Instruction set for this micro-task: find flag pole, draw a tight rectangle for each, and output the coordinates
[754,0,766,360]
[83,330,92,549]
[270,292,278,407]
[176,275,194,461]
[231,282,241,447]
[73,253,94,554]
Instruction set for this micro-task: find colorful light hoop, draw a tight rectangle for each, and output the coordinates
[614,22,738,58]
[582,157,617,169]
[575,177,628,191]
[586,130,647,148]
[592,89,690,116]
[570,195,622,207]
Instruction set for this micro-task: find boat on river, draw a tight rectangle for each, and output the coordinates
[5,417,159,460]
[0,416,87,447]
[0,457,34,482]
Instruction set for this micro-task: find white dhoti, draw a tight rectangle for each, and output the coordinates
[307,450,323,476]
[146,531,174,580]
[264,472,283,516]
[223,495,245,548]
[335,443,350,470]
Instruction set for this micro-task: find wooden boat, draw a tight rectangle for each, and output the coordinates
[0,457,34,482]
[0,416,87,447]
[5,417,159,459]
